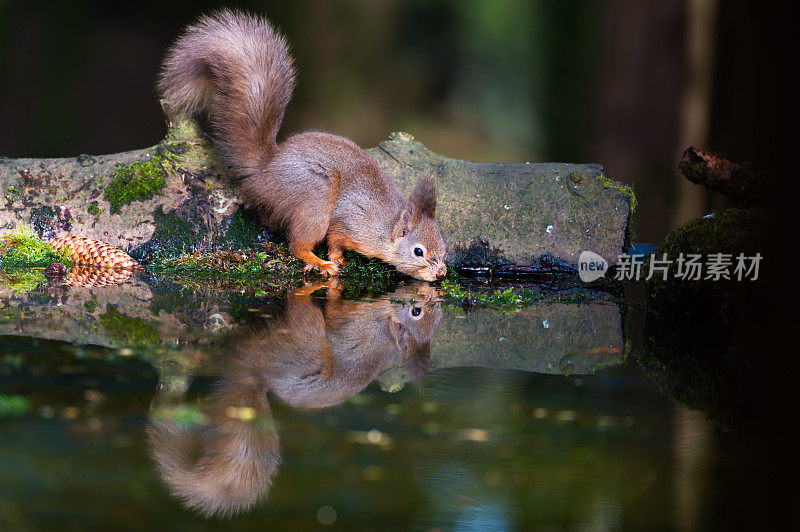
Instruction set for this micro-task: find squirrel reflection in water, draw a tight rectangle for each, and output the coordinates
[148,281,442,517]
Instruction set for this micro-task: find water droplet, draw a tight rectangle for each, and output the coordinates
[546,225,554,234]
[556,410,577,422]
[367,429,383,444]
[317,506,337,525]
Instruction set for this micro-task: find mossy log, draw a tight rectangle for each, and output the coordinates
[1,108,633,269]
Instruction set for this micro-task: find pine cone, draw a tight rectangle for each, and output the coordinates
[49,236,141,270]
[64,266,135,287]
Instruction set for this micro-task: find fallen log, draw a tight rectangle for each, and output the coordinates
[1,107,634,269]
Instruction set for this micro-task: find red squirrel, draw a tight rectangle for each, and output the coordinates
[159,10,447,281]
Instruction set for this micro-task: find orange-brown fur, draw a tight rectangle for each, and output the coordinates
[159,10,447,281]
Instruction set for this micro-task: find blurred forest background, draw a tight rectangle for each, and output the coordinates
[0,0,785,243]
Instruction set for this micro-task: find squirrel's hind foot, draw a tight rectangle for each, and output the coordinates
[303,260,340,278]
[291,245,341,278]
[328,251,347,268]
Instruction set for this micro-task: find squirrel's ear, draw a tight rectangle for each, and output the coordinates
[392,207,413,241]
[409,176,436,219]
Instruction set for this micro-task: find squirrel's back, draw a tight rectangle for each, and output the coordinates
[158,10,295,179]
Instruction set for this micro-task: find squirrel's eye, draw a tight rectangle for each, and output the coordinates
[411,307,422,317]
[414,247,424,257]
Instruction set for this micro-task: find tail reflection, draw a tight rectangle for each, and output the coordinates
[148,281,442,517]
[148,382,279,518]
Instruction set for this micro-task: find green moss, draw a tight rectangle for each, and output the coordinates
[98,305,160,346]
[597,174,637,213]
[162,141,189,155]
[656,208,754,260]
[149,244,303,296]
[646,207,762,318]
[217,208,273,251]
[0,394,31,417]
[438,279,591,310]
[87,202,102,216]
[595,174,637,246]
[149,246,401,297]
[439,279,468,299]
[163,246,299,276]
[164,113,204,143]
[4,185,22,205]
[591,352,627,372]
[338,251,399,297]
[0,230,72,268]
[0,267,48,293]
[83,300,97,313]
[131,206,205,262]
[103,155,169,214]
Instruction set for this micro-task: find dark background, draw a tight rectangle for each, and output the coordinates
[0,0,785,243]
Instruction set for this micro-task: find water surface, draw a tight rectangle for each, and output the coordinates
[0,273,788,530]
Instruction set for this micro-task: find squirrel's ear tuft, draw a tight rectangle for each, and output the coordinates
[409,175,436,218]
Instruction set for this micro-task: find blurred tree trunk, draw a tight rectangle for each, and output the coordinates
[674,0,717,226]
[591,0,686,242]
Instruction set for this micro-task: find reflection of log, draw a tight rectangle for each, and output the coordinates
[0,276,232,350]
[1,109,632,269]
[430,303,623,374]
[0,281,623,378]
[376,299,624,392]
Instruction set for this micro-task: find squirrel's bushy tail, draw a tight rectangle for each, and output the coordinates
[159,9,295,178]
